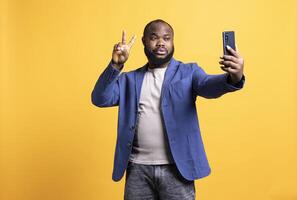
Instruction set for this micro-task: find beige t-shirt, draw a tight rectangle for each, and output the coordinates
[129,65,174,165]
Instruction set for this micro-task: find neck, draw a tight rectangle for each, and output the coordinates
[148,60,170,69]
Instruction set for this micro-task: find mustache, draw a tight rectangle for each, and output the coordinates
[144,46,174,67]
[153,47,168,52]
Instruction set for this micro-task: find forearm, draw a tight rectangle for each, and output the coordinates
[193,64,245,98]
[91,61,121,107]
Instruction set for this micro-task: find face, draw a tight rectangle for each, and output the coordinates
[142,22,174,67]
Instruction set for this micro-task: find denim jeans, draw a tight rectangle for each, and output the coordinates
[124,162,195,200]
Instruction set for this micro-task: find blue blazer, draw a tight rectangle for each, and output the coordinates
[91,58,245,181]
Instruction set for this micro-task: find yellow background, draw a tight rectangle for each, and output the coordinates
[1,0,296,199]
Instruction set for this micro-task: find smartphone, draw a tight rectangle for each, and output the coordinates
[222,31,236,55]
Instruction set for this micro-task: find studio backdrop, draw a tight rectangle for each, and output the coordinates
[1,0,296,199]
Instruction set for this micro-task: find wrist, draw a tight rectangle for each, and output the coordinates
[229,74,242,84]
[111,59,124,71]
[227,74,244,87]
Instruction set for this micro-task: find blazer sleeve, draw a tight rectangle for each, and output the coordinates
[192,63,245,99]
[91,62,122,107]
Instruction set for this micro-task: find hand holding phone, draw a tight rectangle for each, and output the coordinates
[220,31,244,85]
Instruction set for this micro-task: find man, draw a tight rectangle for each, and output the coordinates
[91,19,245,200]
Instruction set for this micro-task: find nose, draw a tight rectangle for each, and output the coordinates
[156,38,165,47]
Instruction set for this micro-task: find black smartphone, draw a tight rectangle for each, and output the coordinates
[222,31,236,55]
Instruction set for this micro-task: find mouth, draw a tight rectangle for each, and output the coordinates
[153,48,168,55]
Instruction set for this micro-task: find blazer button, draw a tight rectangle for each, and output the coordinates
[127,142,132,148]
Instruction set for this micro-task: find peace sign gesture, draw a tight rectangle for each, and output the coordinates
[111,30,136,69]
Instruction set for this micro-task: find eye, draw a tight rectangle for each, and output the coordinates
[164,37,171,41]
[150,36,157,40]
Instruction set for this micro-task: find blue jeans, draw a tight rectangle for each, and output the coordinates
[124,162,196,200]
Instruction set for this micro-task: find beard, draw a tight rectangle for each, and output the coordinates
[144,46,174,68]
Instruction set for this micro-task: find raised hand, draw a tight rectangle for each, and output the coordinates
[111,30,136,70]
[219,45,244,84]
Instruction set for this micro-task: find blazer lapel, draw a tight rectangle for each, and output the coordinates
[135,63,148,107]
[162,57,179,89]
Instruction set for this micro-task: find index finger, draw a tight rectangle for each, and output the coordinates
[127,35,136,48]
[122,30,126,44]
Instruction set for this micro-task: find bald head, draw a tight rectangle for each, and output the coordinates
[143,19,174,38]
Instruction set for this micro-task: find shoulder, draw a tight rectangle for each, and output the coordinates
[117,64,146,80]
[174,59,203,74]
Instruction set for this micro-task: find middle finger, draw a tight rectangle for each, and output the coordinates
[219,60,239,69]
[220,55,238,63]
